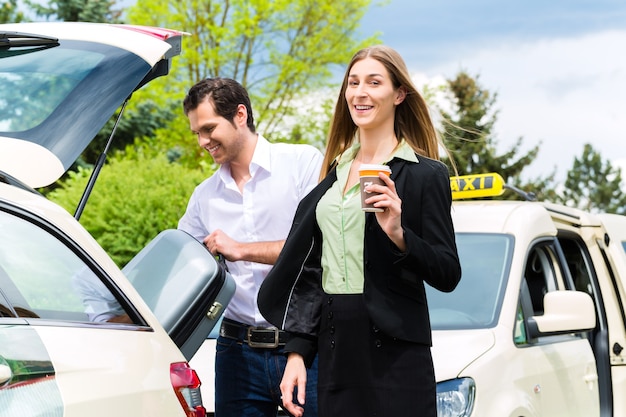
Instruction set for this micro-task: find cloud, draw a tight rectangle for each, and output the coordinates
[422,29,626,181]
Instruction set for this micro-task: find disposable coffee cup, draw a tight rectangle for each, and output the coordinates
[359,164,392,212]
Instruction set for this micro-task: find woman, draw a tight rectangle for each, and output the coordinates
[257,45,461,417]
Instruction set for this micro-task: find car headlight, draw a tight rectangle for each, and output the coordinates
[436,378,475,417]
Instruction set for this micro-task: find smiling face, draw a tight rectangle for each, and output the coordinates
[187,98,247,166]
[344,57,405,132]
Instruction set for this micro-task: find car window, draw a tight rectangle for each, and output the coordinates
[523,244,558,316]
[0,39,151,183]
[427,233,513,329]
[558,237,596,297]
[515,244,560,345]
[0,47,103,132]
[514,240,588,345]
[0,209,135,324]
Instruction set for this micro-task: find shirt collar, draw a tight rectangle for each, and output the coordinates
[250,134,271,174]
[336,138,419,168]
[393,140,419,163]
[218,134,271,182]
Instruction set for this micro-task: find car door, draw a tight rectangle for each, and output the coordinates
[0,200,230,416]
[557,233,616,417]
[515,241,600,417]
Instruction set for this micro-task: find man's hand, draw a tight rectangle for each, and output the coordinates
[204,229,241,261]
[280,353,308,417]
[203,230,285,265]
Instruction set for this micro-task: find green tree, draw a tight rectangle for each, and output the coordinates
[1,0,26,23]
[439,71,556,200]
[557,143,626,214]
[125,0,378,164]
[23,0,123,22]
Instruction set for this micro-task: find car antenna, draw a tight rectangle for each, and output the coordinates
[503,183,537,202]
[74,97,130,221]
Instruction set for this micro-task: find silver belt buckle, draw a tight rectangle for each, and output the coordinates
[247,327,280,348]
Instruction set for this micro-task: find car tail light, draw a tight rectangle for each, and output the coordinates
[170,362,206,417]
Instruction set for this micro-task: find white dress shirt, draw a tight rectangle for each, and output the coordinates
[178,135,323,326]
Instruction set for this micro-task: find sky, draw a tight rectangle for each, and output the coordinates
[357,0,626,182]
[20,0,626,183]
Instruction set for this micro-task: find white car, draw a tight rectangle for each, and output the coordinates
[431,173,626,417]
[0,22,234,416]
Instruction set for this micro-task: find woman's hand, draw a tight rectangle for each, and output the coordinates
[365,173,406,251]
[280,353,308,417]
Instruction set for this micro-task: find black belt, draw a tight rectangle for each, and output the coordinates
[220,318,288,348]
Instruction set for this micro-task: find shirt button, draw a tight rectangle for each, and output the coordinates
[375,340,382,348]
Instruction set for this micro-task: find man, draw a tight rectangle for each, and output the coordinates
[178,78,321,417]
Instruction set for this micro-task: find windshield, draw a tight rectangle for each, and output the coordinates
[427,233,513,330]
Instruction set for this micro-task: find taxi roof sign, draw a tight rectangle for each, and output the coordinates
[451,173,506,200]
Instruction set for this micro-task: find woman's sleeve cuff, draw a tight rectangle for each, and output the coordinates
[284,335,318,368]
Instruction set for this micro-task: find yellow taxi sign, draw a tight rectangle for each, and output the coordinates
[450,173,506,200]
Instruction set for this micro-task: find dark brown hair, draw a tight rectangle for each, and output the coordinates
[183,77,256,133]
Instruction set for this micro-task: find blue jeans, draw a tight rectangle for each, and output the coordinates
[215,335,318,417]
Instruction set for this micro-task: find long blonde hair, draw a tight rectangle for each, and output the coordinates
[320,45,451,177]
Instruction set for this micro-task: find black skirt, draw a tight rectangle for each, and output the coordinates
[317,293,436,417]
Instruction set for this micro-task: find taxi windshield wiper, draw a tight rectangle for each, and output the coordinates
[0,31,59,49]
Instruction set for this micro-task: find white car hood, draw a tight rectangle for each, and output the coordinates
[431,328,495,381]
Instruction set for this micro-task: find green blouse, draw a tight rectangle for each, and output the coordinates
[316,140,418,294]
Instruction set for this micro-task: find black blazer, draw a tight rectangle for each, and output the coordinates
[257,154,461,366]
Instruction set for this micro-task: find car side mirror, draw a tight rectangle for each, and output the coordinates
[527,291,596,339]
